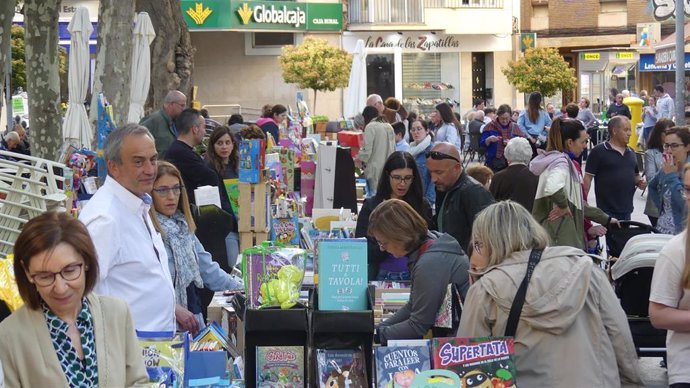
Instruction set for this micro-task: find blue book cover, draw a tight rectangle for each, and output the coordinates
[317,239,368,311]
[375,345,431,388]
[239,139,263,183]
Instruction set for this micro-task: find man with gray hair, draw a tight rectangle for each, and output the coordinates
[79,124,176,332]
[141,90,187,158]
[366,93,399,124]
[489,137,539,212]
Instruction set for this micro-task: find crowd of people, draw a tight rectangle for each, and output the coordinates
[2,84,690,386]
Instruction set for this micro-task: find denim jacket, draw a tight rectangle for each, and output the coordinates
[414,144,436,204]
[649,165,689,234]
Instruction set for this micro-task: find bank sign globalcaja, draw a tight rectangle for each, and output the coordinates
[182,0,343,31]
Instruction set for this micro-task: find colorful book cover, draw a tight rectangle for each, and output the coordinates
[316,348,368,388]
[375,345,431,388]
[279,148,296,193]
[239,139,265,183]
[431,337,517,388]
[272,216,300,246]
[317,239,368,311]
[256,346,304,388]
[300,160,316,216]
[223,178,240,215]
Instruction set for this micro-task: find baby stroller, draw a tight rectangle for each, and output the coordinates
[610,232,672,358]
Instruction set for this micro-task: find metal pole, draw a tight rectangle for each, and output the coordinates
[5,42,11,129]
[675,0,685,125]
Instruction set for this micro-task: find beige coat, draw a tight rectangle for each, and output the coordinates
[358,120,396,192]
[0,294,149,388]
[458,246,643,387]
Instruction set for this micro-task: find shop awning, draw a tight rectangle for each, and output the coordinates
[654,22,690,66]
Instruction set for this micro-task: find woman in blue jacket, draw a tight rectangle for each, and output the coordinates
[408,119,435,203]
[649,126,690,234]
[518,92,552,150]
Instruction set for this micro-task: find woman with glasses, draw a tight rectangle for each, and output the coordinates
[355,152,432,280]
[408,119,435,203]
[150,161,242,335]
[529,118,614,250]
[649,164,690,387]
[459,201,642,387]
[644,119,674,227]
[430,103,462,149]
[0,212,149,387]
[369,199,469,344]
[649,126,690,234]
[480,104,525,172]
[205,126,241,267]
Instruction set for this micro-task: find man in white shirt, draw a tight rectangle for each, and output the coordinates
[654,84,674,120]
[79,124,176,332]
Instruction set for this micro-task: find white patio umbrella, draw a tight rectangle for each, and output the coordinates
[128,12,156,123]
[343,39,367,119]
[62,6,93,148]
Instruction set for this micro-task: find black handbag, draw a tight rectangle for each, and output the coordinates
[504,249,543,337]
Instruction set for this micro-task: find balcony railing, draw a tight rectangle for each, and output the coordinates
[425,0,504,8]
[349,0,425,24]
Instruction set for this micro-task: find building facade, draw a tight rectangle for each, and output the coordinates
[521,0,676,111]
[188,0,523,121]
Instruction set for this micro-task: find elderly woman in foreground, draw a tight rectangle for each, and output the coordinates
[458,201,642,387]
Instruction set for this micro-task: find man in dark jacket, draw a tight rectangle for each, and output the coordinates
[427,143,495,252]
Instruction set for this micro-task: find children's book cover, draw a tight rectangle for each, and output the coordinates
[223,178,240,215]
[431,337,517,388]
[256,346,304,388]
[279,148,295,192]
[272,216,300,246]
[375,345,431,388]
[239,139,265,183]
[316,348,368,388]
[317,239,368,311]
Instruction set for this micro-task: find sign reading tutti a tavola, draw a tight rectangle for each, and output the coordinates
[181,0,343,31]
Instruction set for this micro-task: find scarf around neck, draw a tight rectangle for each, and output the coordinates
[156,210,203,309]
[409,134,432,157]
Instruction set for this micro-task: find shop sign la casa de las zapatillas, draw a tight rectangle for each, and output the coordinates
[181,0,343,31]
[342,32,510,54]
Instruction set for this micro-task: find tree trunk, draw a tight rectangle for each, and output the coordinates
[136,0,195,111]
[312,89,318,114]
[24,0,62,160]
[0,1,14,125]
[89,0,135,128]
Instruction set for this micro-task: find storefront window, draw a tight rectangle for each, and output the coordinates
[401,52,460,118]
[652,72,690,108]
[366,54,396,102]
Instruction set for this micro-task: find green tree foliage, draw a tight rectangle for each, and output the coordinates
[10,24,66,93]
[279,37,351,112]
[502,47,576,98]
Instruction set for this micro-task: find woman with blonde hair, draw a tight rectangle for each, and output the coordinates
[150,161,242,335]
[650,164,690,386]
[368,199,469,344]
[460,201,642,387]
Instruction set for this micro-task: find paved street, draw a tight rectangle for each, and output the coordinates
[588,181,668,387]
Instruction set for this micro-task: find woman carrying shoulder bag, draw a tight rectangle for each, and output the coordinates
[458,201,642,387]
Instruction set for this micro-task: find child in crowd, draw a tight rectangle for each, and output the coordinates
[393,122,410,152]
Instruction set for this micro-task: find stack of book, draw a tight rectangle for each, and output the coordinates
[371,282,411,326]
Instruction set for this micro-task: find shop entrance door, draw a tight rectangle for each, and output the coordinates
[367,54,396,101]
[472,53,486,102]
